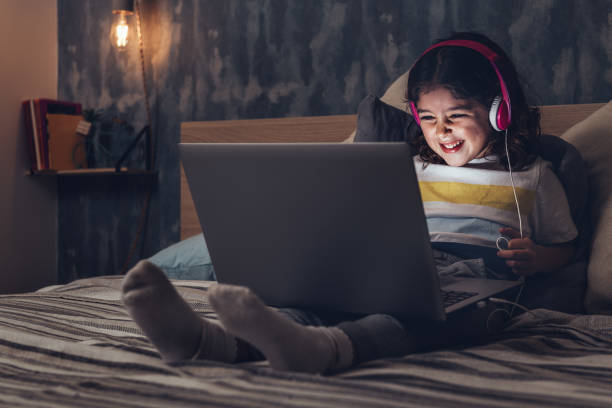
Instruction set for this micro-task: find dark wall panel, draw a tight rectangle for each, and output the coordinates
[57,0,612,281]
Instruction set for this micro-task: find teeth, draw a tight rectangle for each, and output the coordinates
[443,141,462,148]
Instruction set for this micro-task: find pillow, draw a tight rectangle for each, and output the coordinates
[519,135,590,314]
[343,69,412,144]
[537,134,591,262]
[561,100,612,314]
[379,69,410,110]
[354,94,419,142]
[148,233,216,281]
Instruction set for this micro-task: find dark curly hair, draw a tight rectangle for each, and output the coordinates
[406,32,540,171]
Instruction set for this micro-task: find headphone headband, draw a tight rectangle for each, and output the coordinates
[409,39,512,131]
[419,40,499,63]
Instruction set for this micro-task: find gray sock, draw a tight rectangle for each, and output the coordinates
[319,327,354,373]
[122,260,235,363]
[191,320,237,362]
[208,283,355,373]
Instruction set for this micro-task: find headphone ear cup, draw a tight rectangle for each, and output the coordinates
[489,96,511,131]
[489,96,503,131]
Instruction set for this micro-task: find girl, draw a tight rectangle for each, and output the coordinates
[122,32,577,374]
[407,32,576,279]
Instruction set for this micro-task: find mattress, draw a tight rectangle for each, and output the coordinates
[1,276,611,407]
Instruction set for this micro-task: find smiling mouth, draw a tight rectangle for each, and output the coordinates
[440,140,464,153]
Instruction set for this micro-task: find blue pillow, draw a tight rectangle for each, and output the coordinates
[148,233,216,280]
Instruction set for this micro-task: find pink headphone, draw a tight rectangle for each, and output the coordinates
[409,39,512,132]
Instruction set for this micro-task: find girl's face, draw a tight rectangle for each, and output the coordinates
[415,87,493,167]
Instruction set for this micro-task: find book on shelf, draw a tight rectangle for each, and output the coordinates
[22,100,41,171]
[22,98,83,171]
[47,114,88,170]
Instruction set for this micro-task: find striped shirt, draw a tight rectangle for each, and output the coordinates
[415,155,577,248]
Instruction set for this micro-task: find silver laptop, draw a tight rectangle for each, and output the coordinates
[179,142,521,321]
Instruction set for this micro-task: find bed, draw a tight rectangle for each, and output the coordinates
[2,97,612,407]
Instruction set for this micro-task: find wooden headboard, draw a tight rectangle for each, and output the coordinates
[180,103,605,240]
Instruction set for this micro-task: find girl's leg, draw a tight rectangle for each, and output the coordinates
[335,311,500,366]
[122,261,352,372]
[336,314,420,365]
[123,261,463,371]
[208,288,453,371]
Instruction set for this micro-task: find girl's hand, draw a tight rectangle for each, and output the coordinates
[496,227,539,276]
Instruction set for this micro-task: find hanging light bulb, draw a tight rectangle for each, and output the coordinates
[110,0,134,51]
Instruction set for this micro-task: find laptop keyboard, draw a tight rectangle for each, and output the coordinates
[441,289,478,308]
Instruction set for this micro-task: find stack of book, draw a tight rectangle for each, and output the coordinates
[22,98,86,172]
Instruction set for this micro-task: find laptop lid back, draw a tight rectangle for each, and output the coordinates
[180,143,445,321]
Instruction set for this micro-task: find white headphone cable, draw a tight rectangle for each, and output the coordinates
[504,129,523,239]
[503,128,527,317]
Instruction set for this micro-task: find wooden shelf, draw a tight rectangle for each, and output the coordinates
[30,167,157,177]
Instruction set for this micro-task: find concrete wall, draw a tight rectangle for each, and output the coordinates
[57,0,612,281]
[0,0,58,292]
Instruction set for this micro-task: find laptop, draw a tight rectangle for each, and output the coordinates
[179,142,521,321]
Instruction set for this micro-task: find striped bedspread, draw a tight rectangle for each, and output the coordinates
[1,276,611,407]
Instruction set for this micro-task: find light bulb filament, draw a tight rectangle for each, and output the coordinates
[110,10,133,51]
[115,16,129,48]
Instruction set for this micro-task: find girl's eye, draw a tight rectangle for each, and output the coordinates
[450,113,467,119]
[419,115,435,121]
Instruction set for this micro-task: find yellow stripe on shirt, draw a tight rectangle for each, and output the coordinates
[418,181,535,213]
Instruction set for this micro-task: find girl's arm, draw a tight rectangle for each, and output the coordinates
[496,227,575,276]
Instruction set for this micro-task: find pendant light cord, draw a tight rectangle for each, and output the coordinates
[121,0,155,274]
